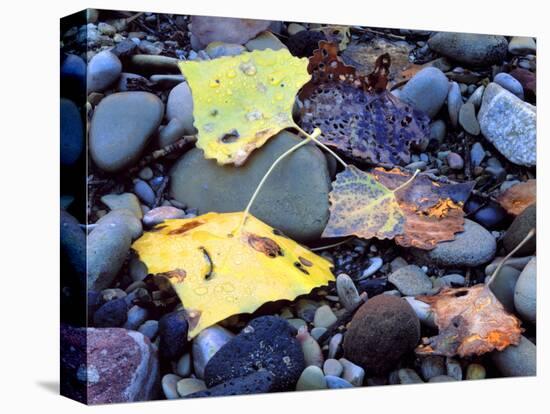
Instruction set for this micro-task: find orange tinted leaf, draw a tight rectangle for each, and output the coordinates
[322,165,405,240]
[496,179,536,216]
[372,168,473,250]
[415,285,522,357]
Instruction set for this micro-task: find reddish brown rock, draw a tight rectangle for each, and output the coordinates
[343,295,420,376]
[87,328,160,404]
[510,68,536,104]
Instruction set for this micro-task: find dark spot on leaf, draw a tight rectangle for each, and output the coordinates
[293,261,310,275]
[149,224,168,232]
[199,247,213,280]
[220,129,240,144]
[247,233,283,258]
[168,221,204,235]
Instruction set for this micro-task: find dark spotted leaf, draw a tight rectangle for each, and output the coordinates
[299,41,430,166]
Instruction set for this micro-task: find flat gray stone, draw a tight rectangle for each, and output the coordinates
[488,265,521,313]
[428,32,508,66]
[478,83,536,167]
[459,102,480,135]
[514,257,536,324]
[166,82,195,134]
[413,219,496,267]
[90,92,164,172]
[169,131,331,242]
[492,335,536,377]
[494,72,524,99]
[388,265,432,296]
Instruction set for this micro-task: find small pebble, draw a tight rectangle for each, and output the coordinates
[296,366,327,391]
[328,333,343,359]
[360,257,383,279]
[311,327,327,341]
[446,357,463,381]
[175,353,192,377]
[336,273,361,311]
[323,359,343,377]
[429,375,457,383]
[177,378,206,397]
[339,358,365,386]
[470,142,485,167]
[143,206,187,227]
[397,368,424,384]
[458,102,480,135]
[446,152,464,170]
[138,167,154,180]
[134,179,156,206]
[466,363,486,380]
[313,305,337,329]
[129,256,148,282]
[325,375,353,389]
[123,305,149,330]
[138,320,159,340]
[162,374,182,399]
[420,356,446,381]
[287,318,307,331]
[297,327,324,368]
[447,81,462,127]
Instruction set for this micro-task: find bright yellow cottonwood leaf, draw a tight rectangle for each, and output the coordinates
[322,165,405,240]
[178,49,311,166]
[132,212,334,338]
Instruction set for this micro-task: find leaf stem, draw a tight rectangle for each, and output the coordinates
[392,169,420,193]
[294,124,348,168]
[486,228,535,287]
[310,237,354,251]
[237,128,322,232]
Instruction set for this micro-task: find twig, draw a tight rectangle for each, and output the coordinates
[238,130,320,232]
[294,125,348,168]
[128,135,197,175]
[310,238,355,251]
[392,169,420,193]
[486,228,535,287]
[152,176,169,209]
[317,293,367,345]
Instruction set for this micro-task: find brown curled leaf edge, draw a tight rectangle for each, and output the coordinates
[299,41,430,166]
[415,285,523,358]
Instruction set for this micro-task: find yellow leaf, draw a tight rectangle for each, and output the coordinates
[178,49,311,166]
[322,165,405,240]
[132,212,334,338]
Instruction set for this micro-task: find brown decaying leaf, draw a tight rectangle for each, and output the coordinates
[299,41,430,166]
[496,179,536,216]
[372,168,473,250]
[415,285,522,357]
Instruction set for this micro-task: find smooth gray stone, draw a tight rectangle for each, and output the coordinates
[492,336,536,377]
[428,32,508,66]
[514,257,536,324]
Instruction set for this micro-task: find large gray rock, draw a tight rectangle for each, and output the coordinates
[90,92,164,172]
[86,328,160,404]
[169,131,331,242]
[397,67,449,118]
[514,257,536,324]
[491,335,536,377]
[488,265,521,313]
[87,210,141,291]
[428,32,508,66]
[413,219,496,267]
[87,50,122,93]
[478,83,536,167]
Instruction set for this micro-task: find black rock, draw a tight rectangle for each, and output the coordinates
[473,203,507,229]
[158,310,189,361]
[356,277,388,297]
[204,316,305,392]
[93,298,128,328]
[186,371,275,398]
[60,324,87,403]
[287,30,327,57]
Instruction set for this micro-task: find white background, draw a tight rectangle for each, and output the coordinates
[0,0,547,412]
